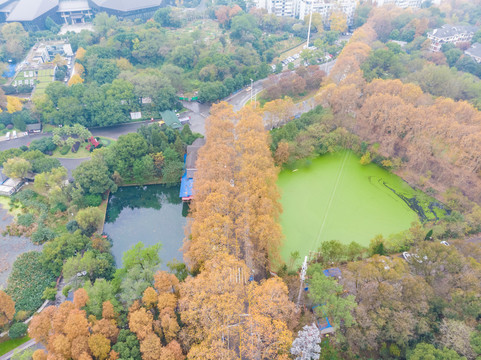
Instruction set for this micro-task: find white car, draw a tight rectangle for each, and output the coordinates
[440,241,450,246]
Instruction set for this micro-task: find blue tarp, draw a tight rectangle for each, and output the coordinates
[312,304,333,330]
[179,171,194,198]
[323,267,342,278]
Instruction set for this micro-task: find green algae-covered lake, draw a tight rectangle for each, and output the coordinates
[103,185,188,269]
[278,151,426,261]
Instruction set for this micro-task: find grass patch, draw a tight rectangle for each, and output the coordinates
[42,124,57,133]
[0,336,30,356]
[0,196,21,216]
[52,144,91,159]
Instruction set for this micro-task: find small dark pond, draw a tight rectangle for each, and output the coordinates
[103,185,188,269]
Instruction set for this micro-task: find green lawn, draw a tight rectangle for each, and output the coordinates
[0,336,30,356]
[52,144,91,159]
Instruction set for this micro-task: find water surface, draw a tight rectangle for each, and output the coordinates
[103,185,188,269]
[278,151,420,261]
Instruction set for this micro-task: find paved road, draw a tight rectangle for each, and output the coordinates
[0,134,48,151]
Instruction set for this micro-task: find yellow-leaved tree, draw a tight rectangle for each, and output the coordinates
[69,74,85,86]
[329,11,347,33]
[6,96,22,113]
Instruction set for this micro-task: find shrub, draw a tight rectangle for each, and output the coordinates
[6,252,56,312]
[31,226,56,244]
[0,124,6,130]
[14,310,28,322]
[50,203,67,213]
[60,145,70,155]
[85,194,102,207]
[62,285,72,297]
[11,189,37,204]
[42,287,57,301]
[76,207,103,235]
[17,213,34,227]
[66,220,79,233]
[29,137,57,154]
[9,323,28,339]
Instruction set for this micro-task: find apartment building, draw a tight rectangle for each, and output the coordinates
[374,0,422,7]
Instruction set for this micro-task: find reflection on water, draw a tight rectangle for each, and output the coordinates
[104,185,188,269]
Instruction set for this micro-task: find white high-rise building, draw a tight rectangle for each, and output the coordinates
[297,0,357,26]
[297,0,333,22]
[375,0,423,8]
[270,0,297,17]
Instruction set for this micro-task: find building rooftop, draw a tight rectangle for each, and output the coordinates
[91,0,162,12]
[7,0,58,21]
[428,24,478,39]
[185,137,205,178]
[57,0,89,12]
[26,123,42,131]
[160,110,182,129]
[0,0,19,13]
[466,42,481,59]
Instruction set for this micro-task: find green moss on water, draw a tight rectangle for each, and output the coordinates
[278,151,445,262]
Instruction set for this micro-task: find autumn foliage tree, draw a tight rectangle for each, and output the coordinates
[318,19,481,202]
[28,290,121,360]
[183,102,283,274]
[179,254,296,359]
[0,290,15,327]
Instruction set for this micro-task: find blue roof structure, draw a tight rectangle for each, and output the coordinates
[179,138,205,200]
[180,171,193,199]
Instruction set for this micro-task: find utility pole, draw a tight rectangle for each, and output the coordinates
[306,0,314,49]
[296,256,308,308]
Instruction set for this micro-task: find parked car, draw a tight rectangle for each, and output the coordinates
[440,241,450,246]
